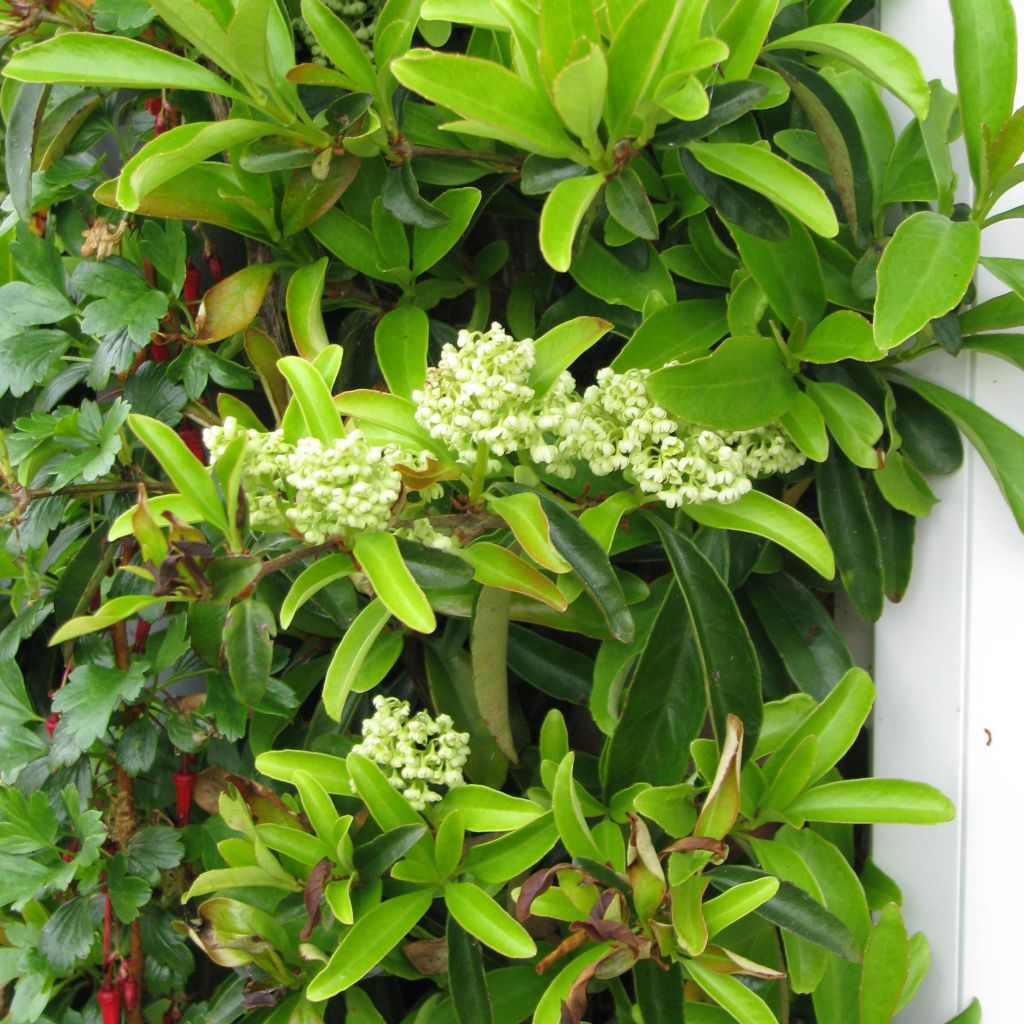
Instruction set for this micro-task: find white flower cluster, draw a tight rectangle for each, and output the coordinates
[413,323,577,477]
[352,696,470,810]
[552,366,806,507]
[203,418,405,543]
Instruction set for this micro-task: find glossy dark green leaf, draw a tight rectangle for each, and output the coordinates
[223,599,276,703]
[507,625,591,703]
[606,166,658,240]
[397,539,475,590]
[895,371,1024,531]
[519,489,634,642]
[519,155,590,196]
[865,477,916,603]
[745,573,854,700]
[447,916,494,1024]
[708,865,860,961]
[634,960,684,1024]
[5,83,48,221]
[383,162,450,228]
[679,149,790,241]
[648,517,762,754]
[655,79,770,147]
[816,449,885,622]
[602,582,705,794]
[354,824,428,880]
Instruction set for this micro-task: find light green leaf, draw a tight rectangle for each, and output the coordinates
[392,50,578,158]
[438,786,543,832]
[781,390,830,463]
[874,212,980,350]
[374,306,429,398]
[301,0,377,92]
[950,0,1018,188]
[687,142,838,237]
[860,903,909,1024]
[686,960,779,1024]
[3,33,246,98]
[486,493,570,574]
[117,120,280,212]
[471,585,516,760]
[684,490,835,580]
[765,24,930,120]
[647,336,798,430]
[281,554,355,630]
[529,316,612,397]
[539,173,604,272]
[612,299,727,372]
[322,599,393,720]
[788,779,955,825]
[443,882,536,958]
[412,187,482,275]
[458,543,568,611]
[552,44,607,144]
[255,749,353,795]
[703,876,780,937]
[354,532,436,633]
[50,595,167,645]
[195,264,277,344]
[805,380,883,469]
[551,752,604,861]
[278,355,345,443]
[286,257,330,360]
[307,890,435,999]
[129,414,229,535]
[797,311,882,364]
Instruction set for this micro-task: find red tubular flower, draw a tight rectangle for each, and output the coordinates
[173,769,195,827]
[177,425,205,464]
[149,338,170,363]
[45,712,60,737]
[207,252,223,283]
[183,260,201,313]
[97,984,121,1024]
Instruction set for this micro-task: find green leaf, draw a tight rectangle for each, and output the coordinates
[745,573,854,701]
[49,595,168,645]
[354,532,436,633]
[447,916,494,1024]
[961,331,1024,370]
[874,213,980,351]
[817,449,885,622]
[412,187,482,275]
[950,0,1018,189]
[282,154,361,237]
[3,33,245,97]
[286,257,330,360]
[606,166,658,240]
[471,586,515,760]
[686,961,778,1024]
[51,662,147,757]
[280,553,355,629]
[533,943,616,1024]
[39,898,94,975]
[278,355,345,443]
[552,43,607,145]
[5,82,47,222]
[0,330,72,397]
[894,372,1024,531]
[687,142,839,237]
[444,882,536,958]
[714,0,778,81]
[529,316,612,398]
[944,1000,982,1024]
[728,217,826,330]
[874,451,938,518]
[307,890,435,999]
[487,494,570,574]
[647,336,797,430]
[798,311,881,364]
[552,752,604,861]
[603,583,705,792]
[655,79,770,147]
[507,625,591,703]
[539,174,604,272]
[703,876,780,937]
[355,824,428,880]
[129,413,229,535]
[347,751,426,833]
[781,389,830,463]
[195,264,277,344]
[224,599,276,703]
[438,786,543,832]
[805,380,883,470]
[571,236,674,310]
[612,299,727,372]
[788,779,955,825]
[649,517,762,755]
[334,389,443,454]
[74,261,169,349]
[459,543,567,611]
[765,24,930,120]
[686,489,835,580]
[374,306,429,399]
[392,50,578,158]
[634,960,684,1024]
[709,863,860,961]
[460,812,559,884]
[117,120,279,212]
[301,0,377,92]
[860,903,909,1024]
[763,668,875,790]
[255,749,353,795]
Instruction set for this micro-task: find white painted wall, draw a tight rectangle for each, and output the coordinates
[875,3,1024,1021]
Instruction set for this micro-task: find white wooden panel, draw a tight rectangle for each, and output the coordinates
[876,3,1024,1021]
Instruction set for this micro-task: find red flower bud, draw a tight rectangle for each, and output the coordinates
[149,338,170,363]
[132,619,151,653]
[154,113,168,136]
[177,426,205,464]
[183,260,201,310]
[97,984,121,1024]
[145,97,162,117]
[207,253,223,283]
[173,769,195,827]
[45,712,60,737]
[120,975,138,1011]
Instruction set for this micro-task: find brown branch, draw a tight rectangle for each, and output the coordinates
[18,480,176,501]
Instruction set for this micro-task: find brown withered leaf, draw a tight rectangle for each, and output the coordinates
[658,836,728,861]
[403,938,449,976]
[515,862,575,921]
[301,858,333,941]
[559,957,601,1024]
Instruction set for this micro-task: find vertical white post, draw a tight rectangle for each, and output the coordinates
[875,3,1024,1021]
